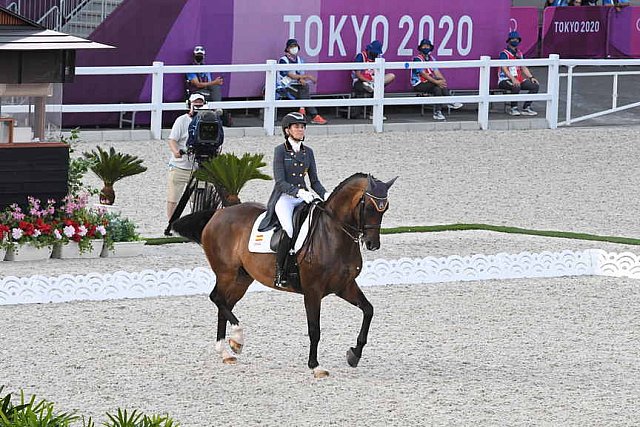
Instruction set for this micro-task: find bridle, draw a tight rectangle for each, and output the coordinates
[315,190,388,243]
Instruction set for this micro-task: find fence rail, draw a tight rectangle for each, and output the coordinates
[2,55,640,139]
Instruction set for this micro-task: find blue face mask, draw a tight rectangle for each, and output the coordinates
[509,40,520,47]
[368,51,379,59]
[420,47,433,55]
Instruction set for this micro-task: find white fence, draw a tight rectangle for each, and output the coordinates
[2,55,639,139]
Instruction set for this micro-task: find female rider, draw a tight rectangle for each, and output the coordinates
[258,112,327,287]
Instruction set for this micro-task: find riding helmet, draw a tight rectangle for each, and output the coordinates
[281,112,307,135]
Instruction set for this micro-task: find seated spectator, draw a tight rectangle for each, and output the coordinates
[551,0,569,5]
[350,40,395,119]
[410,39,463,121]
[186,45,233,126]
[544,0,555,7]
[602,0,629,9]
[569,0,582,5]
[277,39,328,125]
[498,31,540,116]
[582,0,599,5]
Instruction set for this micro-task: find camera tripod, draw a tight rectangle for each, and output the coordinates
[164,170,223,236]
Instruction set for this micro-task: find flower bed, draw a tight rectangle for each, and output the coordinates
[1,194,142,262]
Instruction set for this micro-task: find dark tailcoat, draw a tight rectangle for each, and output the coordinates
[258,141,326,232]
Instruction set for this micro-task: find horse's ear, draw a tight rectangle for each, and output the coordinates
[367,174,376,190]
[385,176,398,188]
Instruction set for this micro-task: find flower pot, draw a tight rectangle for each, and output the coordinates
[100,240,145,258]
[52,239,104,259]
[93,203,121,215]
[4,244,53,262]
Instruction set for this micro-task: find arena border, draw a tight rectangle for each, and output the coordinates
[1,249,639,306]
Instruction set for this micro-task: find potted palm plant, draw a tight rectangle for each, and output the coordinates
[194,152,271,206]
[83,146,147,205]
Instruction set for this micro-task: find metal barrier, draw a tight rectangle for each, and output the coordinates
[559,59,640,126]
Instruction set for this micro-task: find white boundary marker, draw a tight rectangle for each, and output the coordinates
[1,249,639,306]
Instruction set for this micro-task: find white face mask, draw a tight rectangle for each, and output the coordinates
[289,46,299,55]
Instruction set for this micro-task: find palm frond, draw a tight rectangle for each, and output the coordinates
[83,146,147,186]
[194,152,271,196]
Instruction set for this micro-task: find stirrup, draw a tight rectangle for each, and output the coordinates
[274,269,288,288]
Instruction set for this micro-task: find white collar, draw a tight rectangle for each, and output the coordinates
[288,138,302,152]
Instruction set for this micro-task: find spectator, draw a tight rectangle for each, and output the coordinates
[582,0,598,5]
[410,38,463,121]
[350,40,396,119]
[569,0,582,5]
[186,45,233,126]
[602,0,629,9]
[165,93,203,221]
[277,39,328,125]
[551,0,569,5]
[544,0,555,7]
[498,31,540,116]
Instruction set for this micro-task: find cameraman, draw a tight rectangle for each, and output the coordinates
[166,93,205,220]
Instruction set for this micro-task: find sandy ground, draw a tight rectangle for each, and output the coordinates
[2,126,640,425]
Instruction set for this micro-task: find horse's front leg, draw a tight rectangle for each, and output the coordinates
[337,281,374,368]
[304,293,329,378]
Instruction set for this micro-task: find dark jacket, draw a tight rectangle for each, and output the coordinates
[258,141,326,231]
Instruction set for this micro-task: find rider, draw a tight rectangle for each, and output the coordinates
[258,111,328,287]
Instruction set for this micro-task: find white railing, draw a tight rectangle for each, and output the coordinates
[559,58,640,126]
[3,55,639,139]
[14,55,559,139]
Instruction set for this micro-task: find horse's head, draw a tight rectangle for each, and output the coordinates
[358,175,397,250]
[324,173,397,251]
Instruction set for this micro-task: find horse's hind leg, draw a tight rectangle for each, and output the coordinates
[209,270,251,364]
[336,281,374,368]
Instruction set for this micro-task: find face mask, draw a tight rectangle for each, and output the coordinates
[289,46,299,55]
[420,47,433,55]
[194,54,204,63]
[509,40,520,47]
[368,52,378,59]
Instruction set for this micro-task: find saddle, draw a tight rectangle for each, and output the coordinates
[269,202,311,251]
[269,203,312,290]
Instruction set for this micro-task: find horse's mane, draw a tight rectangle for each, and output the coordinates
[330,172,368,197]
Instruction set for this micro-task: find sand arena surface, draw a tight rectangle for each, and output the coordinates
[2,126,640,425]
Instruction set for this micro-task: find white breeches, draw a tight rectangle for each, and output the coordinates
[275,193,304,238]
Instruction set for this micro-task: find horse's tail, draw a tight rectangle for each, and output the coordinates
[171,209,216,244]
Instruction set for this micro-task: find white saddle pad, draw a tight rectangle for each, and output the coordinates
[248,206,315,253]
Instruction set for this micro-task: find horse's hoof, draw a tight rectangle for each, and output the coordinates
[313,367,330,379]
[228,339,243,355]
[222,356,237,365]
[346,348,360,367]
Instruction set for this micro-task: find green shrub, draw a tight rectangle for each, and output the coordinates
[104,213,140,243]
[0,386,78,427]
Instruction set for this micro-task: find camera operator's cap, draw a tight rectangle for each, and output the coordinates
[285,38,299,51]
[419,39,433,48]
[189,93,206,103]
[193,45,206,55]
[366,40,383,55]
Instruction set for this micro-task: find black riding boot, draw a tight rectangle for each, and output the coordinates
[274,232,291,288]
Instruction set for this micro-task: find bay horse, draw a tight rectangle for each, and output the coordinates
[173,173,397,377]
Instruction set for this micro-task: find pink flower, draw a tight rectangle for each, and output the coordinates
[33,229,41,237]
[96,225,107,236]
[53,229,62,240]
[78,225,88,237]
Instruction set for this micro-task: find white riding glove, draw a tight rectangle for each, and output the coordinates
[296,189,315,204]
